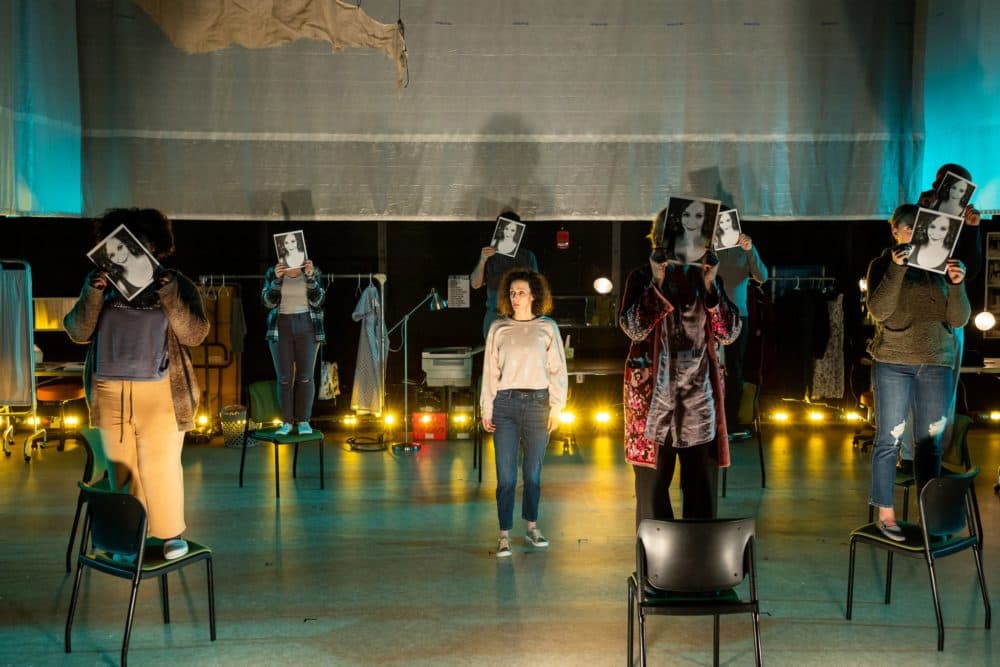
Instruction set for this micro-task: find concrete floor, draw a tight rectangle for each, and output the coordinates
[1,423,997,666]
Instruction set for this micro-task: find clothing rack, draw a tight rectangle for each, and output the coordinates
[768,274,837,300]
[197,273,388,417]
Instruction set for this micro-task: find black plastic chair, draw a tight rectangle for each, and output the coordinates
[847,468,991,651]
[722,381,765,497]
[867,413,974,523]
[627,518,762,667]
[65,480,216,666]
[239,380,325,498]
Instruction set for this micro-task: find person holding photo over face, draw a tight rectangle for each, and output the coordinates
[493,218,522,256]
[276,231,307,270]
[910,214,959,273]
[669,198,715,264]
[620,206,741,526]
[91,228,157,298]
[471,212,538,339]
[715,205,768,438]
[65,208,209,561]
[714,210,741,249]
[864,204,969,541]
[262,249,325,436]
[931,172,974,217]
[481,269,567,558]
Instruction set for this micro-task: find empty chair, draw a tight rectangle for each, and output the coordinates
[847,469,991,651]
[239,380,325,498]
[65,480,216,666]
[627,518,762,667]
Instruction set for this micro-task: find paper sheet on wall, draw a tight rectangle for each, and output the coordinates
[448,275,470,309]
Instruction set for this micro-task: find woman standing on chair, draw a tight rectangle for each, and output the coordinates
[65,208,209,560]
[262,253,326,436]
[620,205,740,527]
[481,269,568,558]
[865,204,970,541]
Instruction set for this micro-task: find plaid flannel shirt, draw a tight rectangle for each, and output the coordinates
[262,266,326,343]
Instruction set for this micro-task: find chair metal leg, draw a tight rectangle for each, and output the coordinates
[238,438,248,487]
[274,444,281,499]
[755,425,766,488]
[292,443,299,478]
[159,574,171,624]
[626,580,634,667]
[721,468,728,498]
[638,606,647,667]
[901,485,910,521]
[122,577,142,667]
[925,556,945,650]
[752,610,763,666]
[846,538,856,619]
[973,546,991,629]
[65,563,85,653]
[66,490,85,572]
[207,558,217,641]
[713,614,720,667]
[884,552,894,604]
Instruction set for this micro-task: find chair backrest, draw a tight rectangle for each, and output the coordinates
[637,518,755,593]
[246,380,280,425]
[737,382,758,426]
[941,414,973,470]
[919,468,978,539]
[79,481,147,557]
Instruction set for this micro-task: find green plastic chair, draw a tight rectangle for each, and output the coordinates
[238,380,325,498]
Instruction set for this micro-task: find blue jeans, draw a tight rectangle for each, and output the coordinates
[268,312,319,423]
[492,389,550,531]
[870,361,953,509]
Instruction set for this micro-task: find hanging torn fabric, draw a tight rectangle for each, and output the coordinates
[351,284,385,415]
[134,0,408,87]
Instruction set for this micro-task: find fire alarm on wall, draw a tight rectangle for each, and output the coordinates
[556,227,569,250]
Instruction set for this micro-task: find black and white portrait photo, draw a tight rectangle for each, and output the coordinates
[661,196,721,264]
[908,207,964,274]
[86,224,159,301]
[931,171,977,216]
[273,230,308,269]
[713,208,742,250]
[490,216,525,258]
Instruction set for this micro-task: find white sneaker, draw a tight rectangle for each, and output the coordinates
[297,422,313,436]
[274,422,292,436]
[496,536,512,558]
[525,528,549,548]
[163,538,188,560]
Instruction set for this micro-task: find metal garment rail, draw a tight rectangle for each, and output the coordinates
[197,273,388,417]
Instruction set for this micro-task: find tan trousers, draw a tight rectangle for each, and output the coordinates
[94,377,186,539]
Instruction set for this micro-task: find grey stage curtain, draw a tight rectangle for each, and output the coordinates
[78,0,919,220]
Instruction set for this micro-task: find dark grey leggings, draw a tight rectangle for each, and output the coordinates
[268,312,319,423]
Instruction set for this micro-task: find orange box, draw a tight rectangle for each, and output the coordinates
[411,412,447,440]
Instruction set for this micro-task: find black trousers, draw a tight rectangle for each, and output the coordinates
[633,440,719,528]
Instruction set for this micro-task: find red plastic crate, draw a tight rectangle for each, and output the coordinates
[411,412,447,440]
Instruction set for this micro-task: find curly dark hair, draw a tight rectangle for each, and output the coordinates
[496,269,553,318]
[93,207,175,260]
[932,163,972,189]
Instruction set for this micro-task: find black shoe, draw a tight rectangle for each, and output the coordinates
[896,459,913,475]
[728,429,751,442]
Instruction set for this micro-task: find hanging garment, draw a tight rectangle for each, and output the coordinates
[351,284,385,415]
[810,293,845,400]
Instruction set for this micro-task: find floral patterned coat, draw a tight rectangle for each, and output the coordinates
[619,263,740,468]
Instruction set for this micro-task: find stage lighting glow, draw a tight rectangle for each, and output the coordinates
[271,418,282,426]
[990,411,1000,422]
[593,277,613,294]
[558,410,575,424]
[858,278,867,293]
[451,413,469,424]
[974,311,996,332]
[419,413,432,424]
[384,413,397,426]
[844,411,863,423]
[197,413,209,426]
[771,411,790,423]
[594,410,612,424]
[64,415,81,427]
[342,415,358,426]
[26,416,40,426]
[807,410,825,423]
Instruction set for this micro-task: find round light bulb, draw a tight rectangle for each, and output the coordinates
[593,277,613,294]
[974,311,996,332]
[858,278,867,293]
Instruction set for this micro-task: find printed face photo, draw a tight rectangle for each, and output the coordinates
[273,230,308,269]
[491,216,525,258]
[86,224,160,301]
[907,207,964,275]
[933,171,977,216]
[713,208,742,250]
[661,196,721,259]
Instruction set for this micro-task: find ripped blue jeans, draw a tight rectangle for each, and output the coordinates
[869,361,952,509]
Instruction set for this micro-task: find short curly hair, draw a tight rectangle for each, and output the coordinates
[94,207,175,260]
[496,269,553,318]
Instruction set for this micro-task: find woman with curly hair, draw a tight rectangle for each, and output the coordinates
[480,269,567,558]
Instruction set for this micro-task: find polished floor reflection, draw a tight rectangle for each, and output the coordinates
[1,423,997,666]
